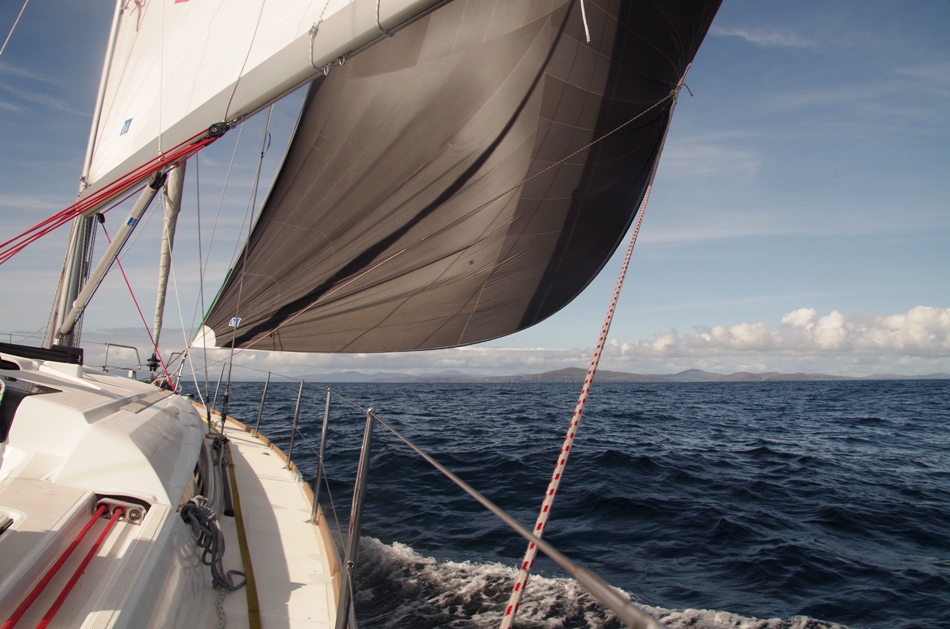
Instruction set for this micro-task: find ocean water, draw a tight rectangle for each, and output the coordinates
[190,379,950,629]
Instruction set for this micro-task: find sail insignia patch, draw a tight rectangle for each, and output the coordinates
[228,317,242,327]
[120,119,132,135]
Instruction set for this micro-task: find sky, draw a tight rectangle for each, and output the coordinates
[0,0,947,378]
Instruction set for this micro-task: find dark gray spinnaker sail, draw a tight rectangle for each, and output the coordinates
[205,0,721,352]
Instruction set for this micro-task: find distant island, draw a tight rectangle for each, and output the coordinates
[298,368,950,384]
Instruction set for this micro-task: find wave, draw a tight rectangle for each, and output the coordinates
[353,538,846,629]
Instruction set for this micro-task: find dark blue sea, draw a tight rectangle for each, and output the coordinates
[187,379,950,629]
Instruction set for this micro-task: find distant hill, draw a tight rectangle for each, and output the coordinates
[300,367,950,383]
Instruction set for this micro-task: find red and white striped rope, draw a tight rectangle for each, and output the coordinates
[0,131,215,265]
[499,162,662,628]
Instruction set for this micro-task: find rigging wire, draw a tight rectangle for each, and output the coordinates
[184,125,244,404]
[193,153,211,402]
[6,323,47,345]
[227,118,271,268]
[192,123,244,331]
[219,107,274,426]
[321,470,346,555]
[98,220,173,385]
[0,0,30,57]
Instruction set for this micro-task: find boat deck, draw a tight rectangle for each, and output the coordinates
[214,415,340,629]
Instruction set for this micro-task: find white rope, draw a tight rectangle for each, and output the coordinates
[0,0,31,57]
[375,0,391,36]
[308,0,334,69]
[580,0,591,44]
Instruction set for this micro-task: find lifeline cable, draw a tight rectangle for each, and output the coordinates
[498,80,687,628]
[99,221,174,385]
[371,411,662,629]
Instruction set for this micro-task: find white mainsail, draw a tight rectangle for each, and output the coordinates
[83,0,443,195]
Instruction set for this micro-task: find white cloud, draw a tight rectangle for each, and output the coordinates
[710,26,817,48]
[631,306,950,358]
[0,193,63,210]
[895,62,950,84]
[660,141,760,180]
[71,307,950,380]
[0,82,85,115]
[0,61,54,83]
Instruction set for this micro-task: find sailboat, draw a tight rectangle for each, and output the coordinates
[0,0,721,627]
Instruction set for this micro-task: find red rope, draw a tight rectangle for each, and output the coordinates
[99,223,174,386]
[499,114,671,628]
[0,133,215,264]
[34,508,125,629]
[1,505,107,629]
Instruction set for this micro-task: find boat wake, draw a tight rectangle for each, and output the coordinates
[353,538,846,629]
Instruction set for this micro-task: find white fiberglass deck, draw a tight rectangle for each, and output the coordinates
[0,349,339,628]
[214,414,340,629]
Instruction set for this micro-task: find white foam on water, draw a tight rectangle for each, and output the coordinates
[354,538,847,629]
[644,607,844,629]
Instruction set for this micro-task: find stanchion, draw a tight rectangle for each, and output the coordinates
[334,407,374,629]
[311,389,332,522]
[253,372,271,436]
[286,380,304,464]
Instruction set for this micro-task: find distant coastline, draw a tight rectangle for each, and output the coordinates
[294,367,950,384]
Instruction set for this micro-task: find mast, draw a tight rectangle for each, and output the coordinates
[150,162,186,371]
[56,173,166,342]
[51,216,95,348]
[50,0,125,348]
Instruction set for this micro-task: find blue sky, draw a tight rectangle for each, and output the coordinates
[0,0,947,377]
